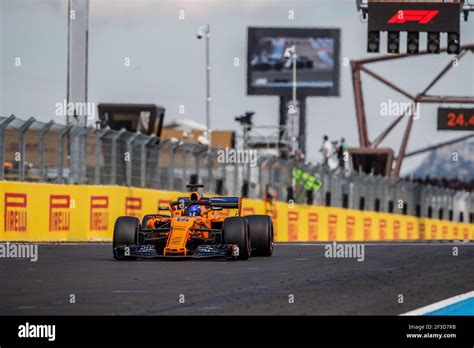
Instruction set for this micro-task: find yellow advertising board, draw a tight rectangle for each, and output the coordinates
[1,181,472,242]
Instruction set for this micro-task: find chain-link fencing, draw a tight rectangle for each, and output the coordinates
[1,115,473,223]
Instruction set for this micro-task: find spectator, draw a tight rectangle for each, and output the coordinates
[337,137,349,170]
[321,135,333,168]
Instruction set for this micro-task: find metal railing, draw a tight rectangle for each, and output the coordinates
[1,115,473,224]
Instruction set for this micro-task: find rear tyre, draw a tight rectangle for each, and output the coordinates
[222,217,250,260]
[113,216,139,260]
[247,215,274,257]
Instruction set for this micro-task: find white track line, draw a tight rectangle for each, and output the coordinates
[401,291,474,316]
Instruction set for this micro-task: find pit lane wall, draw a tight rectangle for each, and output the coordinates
[1,182,473,242]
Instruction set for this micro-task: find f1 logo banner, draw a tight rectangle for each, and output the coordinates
[388,10,439,25]
[368,2,460,32]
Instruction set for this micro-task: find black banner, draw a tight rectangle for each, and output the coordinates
[368,2,460,32]
[0,316,474,346]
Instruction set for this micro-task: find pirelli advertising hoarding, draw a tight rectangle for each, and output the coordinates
[1,181,473,242]
[368,2,461,32]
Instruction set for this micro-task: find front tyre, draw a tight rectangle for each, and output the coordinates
[113,216,139,260]
[222,217,250,260]
[246,215,274,257]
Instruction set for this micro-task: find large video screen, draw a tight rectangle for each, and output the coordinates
[247,27,340,96]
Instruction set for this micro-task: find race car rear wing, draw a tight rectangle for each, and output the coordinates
[172,197,240,209]
[209,197,240,209]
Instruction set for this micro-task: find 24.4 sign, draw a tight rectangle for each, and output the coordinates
[438,108,474,131]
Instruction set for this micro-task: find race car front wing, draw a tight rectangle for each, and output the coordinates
[114,243,239,260]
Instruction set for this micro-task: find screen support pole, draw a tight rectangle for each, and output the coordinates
[278,96,307,157]
[278,96,287,149]
[298,97,306,155]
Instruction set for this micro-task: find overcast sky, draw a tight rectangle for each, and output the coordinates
[1,0,473,174]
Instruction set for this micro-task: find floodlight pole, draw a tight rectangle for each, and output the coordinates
[205,25,212,185]
[205,24,211,147]
[292,50,297,106]
[198,24,212,185]
[290,46,297,155]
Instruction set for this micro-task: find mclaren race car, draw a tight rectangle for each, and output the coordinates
[112,185,274,260]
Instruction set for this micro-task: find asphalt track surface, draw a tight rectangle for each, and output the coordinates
[1,242,473,315]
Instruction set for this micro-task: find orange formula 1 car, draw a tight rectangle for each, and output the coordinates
[112,185,274,260]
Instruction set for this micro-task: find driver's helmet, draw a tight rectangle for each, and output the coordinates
[186,205,201,217]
